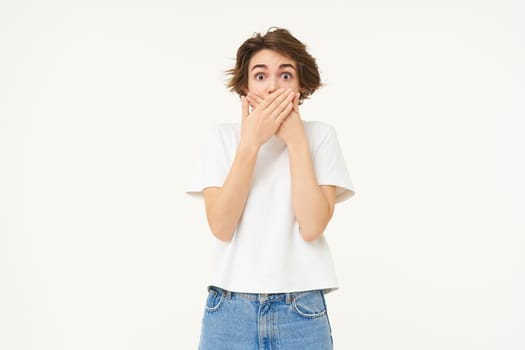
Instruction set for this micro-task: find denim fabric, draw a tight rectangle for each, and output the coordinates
[198,286,334,350]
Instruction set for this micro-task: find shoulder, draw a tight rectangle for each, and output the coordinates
[203,123,240,152]
[303,120,337,142]
[203,122,240,140]
[208,122,241,137]
[210,122,240,131]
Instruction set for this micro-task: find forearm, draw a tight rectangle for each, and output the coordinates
[205,143,259,241]
[287,137,333,241]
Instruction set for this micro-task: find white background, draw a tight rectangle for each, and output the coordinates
[1,0,524,349]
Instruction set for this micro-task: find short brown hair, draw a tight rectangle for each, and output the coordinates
[226,27,322,103]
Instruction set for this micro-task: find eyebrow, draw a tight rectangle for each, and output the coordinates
[250,63,296,71]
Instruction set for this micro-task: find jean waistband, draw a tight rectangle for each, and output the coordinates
[208,285,323,305]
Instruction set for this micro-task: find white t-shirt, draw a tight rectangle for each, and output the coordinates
[186,120,355,294]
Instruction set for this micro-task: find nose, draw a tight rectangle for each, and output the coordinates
[267,77,279,95]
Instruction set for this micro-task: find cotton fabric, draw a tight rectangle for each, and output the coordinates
[186,120,355,294]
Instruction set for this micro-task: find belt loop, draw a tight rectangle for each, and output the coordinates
[286,292,292,304]
[260,293,268,303]
[225,290,232,300]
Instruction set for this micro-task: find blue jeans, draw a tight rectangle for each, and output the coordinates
[198,286,334,350]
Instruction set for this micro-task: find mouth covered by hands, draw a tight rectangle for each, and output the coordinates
[244,88,304,148]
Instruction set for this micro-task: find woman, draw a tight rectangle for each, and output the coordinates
[186,27,355,350]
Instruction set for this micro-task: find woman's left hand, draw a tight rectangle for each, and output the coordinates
[246,91,306,147]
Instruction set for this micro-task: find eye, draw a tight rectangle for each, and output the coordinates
[281,72,293,80]
[255,73,264,80]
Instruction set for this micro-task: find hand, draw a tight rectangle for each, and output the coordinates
[240,88,295,150]
[246,91,305,147]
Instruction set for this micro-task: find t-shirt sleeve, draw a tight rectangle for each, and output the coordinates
[185,124,229,198]
[313,124,356,204]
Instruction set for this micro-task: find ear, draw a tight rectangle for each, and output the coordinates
[298,88,305,105]
[243,86,249,95]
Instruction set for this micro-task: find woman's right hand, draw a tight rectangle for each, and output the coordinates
[240,88,295,151]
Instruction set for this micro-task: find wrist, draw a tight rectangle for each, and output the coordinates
[237,140,260,157]
[285,133,308,153]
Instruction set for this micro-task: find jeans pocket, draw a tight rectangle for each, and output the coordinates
[291,290,327,319]
[204,286,225,312]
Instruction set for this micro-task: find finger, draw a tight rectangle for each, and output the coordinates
[249,93,264,105]
[259,88,286,110]
[293,92,300,112]
[266,89,294,116]
[274,101,294,126]
[246,95,258,109]
[270,90,295,119]
[241,96,249,119]
[269,89,294,110]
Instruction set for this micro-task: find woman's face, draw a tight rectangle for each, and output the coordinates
[245,49,301,98]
